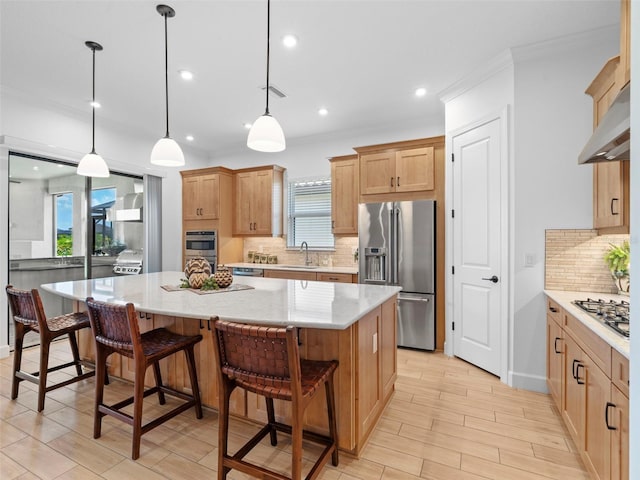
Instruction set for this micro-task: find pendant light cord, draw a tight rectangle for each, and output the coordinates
[163,11,170,138]
[264,0,271,116]
[91,45,97,154]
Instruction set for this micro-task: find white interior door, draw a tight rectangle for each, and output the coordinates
[452,118,503,376]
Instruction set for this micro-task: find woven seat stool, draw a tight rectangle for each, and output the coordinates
[85,297,203,460]
[212,319,339,480]
[6,285,97,412]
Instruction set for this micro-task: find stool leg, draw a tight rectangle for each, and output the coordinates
[184,346,203,419]
[68,331,83,376]
[151,362,166,405]
[37,335,51,412]
[265,397,278,446]
[132,360,147,460]
[218,379,233,480]
[11,322,26,400]
[94,348,108,439]
[291,405,303,480]
[325,375,339,466]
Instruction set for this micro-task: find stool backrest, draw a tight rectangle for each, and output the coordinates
[85,297,140,356]
[6,285,47,331]
[212,320,302,396]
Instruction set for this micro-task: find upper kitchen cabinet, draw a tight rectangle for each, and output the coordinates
[355,137,443,202]
[181,167,231,221]
[616,0,630,90]
[233,165,284,236]
[330,154,359,236]
[585,57,630,233]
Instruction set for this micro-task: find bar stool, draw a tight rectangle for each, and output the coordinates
[85,297,204,460]
[211,319,339,480]
[6,285,96,412]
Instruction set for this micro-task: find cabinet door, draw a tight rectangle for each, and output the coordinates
[583,356,611,480]
[617,0,630,89]
[252,169,273,235]
[183,176,202,221]
[234,172,254,235]
[395,147,434,192]
[563,335,584,444]
[380,297,397,402]
[546,316,563,412]
[357,307,381,443]
[610,385,629,480]
[360,152,395,195]
[198,174,220,220]
[594,162,626,229]
[331,157,358,235]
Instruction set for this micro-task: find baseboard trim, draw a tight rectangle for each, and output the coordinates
[0,344,10,359]
[508,371,548,394]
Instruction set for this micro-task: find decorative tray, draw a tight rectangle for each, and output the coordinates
[161,284,254,295]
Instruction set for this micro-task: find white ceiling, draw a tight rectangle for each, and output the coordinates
[1,0,619,159]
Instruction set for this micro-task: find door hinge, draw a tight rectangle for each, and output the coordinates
[452,322,455,331]
[451,209,455,218]
[452,266,455,274]
[451,153,455,162]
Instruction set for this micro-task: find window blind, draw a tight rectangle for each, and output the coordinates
[287,178,333,248]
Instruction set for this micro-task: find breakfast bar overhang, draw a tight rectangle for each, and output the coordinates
[41,272,401,456]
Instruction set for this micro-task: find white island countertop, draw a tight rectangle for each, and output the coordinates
[41,271,400,330]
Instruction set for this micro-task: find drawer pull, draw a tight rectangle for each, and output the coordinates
[549,306,558,313]
[575,363,585,385]
[605,402,617,430]
[554,337,562,354]
[611,197,619,215]
[572,359,579,380]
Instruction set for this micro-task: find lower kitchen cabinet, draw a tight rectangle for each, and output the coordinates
[265,269,355,283]
[562,334,584,443]
[610,385,629,480]
[546,310,564,412]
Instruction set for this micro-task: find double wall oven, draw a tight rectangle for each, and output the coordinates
[185,230,217,269]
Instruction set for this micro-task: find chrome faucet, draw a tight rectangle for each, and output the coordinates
[300,241,312,265]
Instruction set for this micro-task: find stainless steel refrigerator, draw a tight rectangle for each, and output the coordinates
[358,200,435,350]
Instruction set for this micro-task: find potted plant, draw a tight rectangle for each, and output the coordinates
[604,240,630,294]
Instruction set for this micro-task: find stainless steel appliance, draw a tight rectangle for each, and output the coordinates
[359,200,435,350]
[573,298,630,338]
[232,267,264,277]
[113,249,143,275]
[185,230,217,267]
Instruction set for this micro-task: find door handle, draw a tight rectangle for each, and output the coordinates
[572,359,579,380]
[575,363,585,385]
[605,402,617,430]
[482,275,499,283]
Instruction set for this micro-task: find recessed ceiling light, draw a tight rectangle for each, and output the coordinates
[186,135,194,141]
[33,166,39,171]
[179,70,194,80]
[57,164,64,168]
[282,34,298,48]
[90,101,101,108]
[415,87,427,97]
[243,122,252,129]
[318,108,328,116]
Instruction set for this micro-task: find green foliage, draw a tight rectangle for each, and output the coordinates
[200,277,219,291]
[604,241,630,276]
[56,234,73,256]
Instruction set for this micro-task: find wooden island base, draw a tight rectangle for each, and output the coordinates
[76,296,397,456]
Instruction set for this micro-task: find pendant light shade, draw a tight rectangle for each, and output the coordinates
[247,0,286,152]
[78,41,109,178]
[151,4,185,167]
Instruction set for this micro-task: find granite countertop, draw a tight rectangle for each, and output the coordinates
[41,271,399,330]
[226,262,358,275]
[544,289,629,359]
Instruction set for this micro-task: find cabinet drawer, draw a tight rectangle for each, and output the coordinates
[546,297,563,325]
[611,348,629,397]
[316,272,352,283]
[264,270,317,281]
[564,313,611,377]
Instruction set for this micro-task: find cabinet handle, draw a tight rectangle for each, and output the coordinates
[390,177,394,187]
[199,319,204,329]
[549,306,558,313]
[253,222,257,230]
[332,220,335,230]
[328,277,339,281]
[611,198,619,215]
[249,222,253,231]
[397,176,400,187]
[575,363,585,385]
[554,337,562,354]
[605,402,617,430]
[572,359,579,380]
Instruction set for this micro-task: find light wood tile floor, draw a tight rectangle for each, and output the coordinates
[0,341,590,479]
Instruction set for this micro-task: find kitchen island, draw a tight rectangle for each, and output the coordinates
[41,271,401,456]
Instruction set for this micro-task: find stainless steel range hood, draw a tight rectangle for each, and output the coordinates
[578,83,630,164]
[111,193,143,222]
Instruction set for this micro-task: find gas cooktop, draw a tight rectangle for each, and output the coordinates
[573,298,629,338]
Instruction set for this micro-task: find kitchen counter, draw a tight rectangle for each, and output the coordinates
[226,262,358,275]
[41,271,400,455]
[544,289,629,358]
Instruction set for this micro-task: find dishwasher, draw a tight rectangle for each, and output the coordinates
[232,267,264,277]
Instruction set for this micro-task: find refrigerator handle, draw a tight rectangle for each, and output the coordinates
[393,206,400,285]
[388,206,394,285]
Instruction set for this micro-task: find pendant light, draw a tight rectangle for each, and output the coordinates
[247,0,286,152]
[150,4,185,166]
[77,41,109,178]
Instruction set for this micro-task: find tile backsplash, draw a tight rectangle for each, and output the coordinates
[545,229,629,293]
[242,237,359,267]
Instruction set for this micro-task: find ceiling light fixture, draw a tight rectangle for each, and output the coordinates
[186,135,194,141]
[90,101,101,108]
[282,34,297,48]
[179,69,193,80]
[150,4,185,167]
[247,0,286,152]
[243,123,253,129]
[415,87,427,97]
[318,107,328,116]
[77,41,109,178]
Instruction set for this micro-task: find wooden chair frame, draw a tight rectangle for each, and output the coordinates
[212,319,339,480]
[6,285,96,412]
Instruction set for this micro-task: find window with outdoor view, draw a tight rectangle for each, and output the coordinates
[91,187,116,255]
[287,178,334,248]
[55,192,73,256]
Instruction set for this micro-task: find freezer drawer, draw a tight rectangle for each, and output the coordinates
[397,293,435,350]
